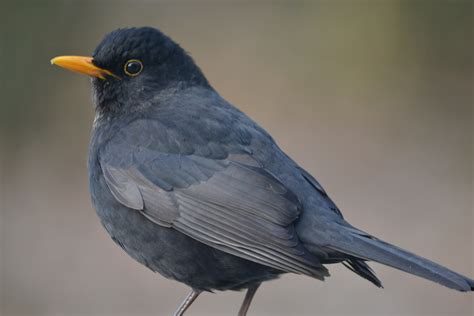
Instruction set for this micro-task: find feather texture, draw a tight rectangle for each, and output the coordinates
[100,119,328,279]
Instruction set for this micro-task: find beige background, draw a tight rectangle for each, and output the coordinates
[1,1,472,315]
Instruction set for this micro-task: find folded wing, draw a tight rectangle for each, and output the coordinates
[100,119,328,279]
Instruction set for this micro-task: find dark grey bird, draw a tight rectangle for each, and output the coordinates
[51,27,473,315]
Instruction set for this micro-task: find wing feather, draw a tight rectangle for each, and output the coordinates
[100,119,328,279]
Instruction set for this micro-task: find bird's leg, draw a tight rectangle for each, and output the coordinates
[237,283,261,316]
[173,289,201,316]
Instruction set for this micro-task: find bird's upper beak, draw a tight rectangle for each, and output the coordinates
[50,56,117,80]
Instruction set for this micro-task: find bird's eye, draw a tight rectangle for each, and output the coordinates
[124,59,143,76]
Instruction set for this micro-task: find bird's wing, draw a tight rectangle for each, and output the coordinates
[99,119,328,279]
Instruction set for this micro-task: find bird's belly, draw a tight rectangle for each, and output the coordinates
[90,175,282,291]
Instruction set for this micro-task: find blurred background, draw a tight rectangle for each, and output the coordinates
[1,1,472,315]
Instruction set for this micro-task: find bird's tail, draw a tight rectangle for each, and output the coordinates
[326,224,473,291]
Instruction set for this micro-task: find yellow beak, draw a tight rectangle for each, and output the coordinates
[50,56,117,80]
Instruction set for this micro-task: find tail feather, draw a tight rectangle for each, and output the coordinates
[342,259,383,288]
[328,226,473,292]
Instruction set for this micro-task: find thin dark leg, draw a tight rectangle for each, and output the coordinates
[238,283,261,316]
[173,289,201,316]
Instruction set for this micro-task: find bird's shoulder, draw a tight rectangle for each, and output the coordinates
[96,87,272,162]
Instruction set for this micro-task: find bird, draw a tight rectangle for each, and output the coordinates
[51,27,473,315]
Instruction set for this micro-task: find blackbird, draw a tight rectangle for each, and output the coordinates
[51,27,473,315]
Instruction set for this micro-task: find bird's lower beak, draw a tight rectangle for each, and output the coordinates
[50,56,117,80]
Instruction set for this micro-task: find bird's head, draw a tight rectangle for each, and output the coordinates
[51,27,209,114]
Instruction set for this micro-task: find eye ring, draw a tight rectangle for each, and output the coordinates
[124,59,143,77]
